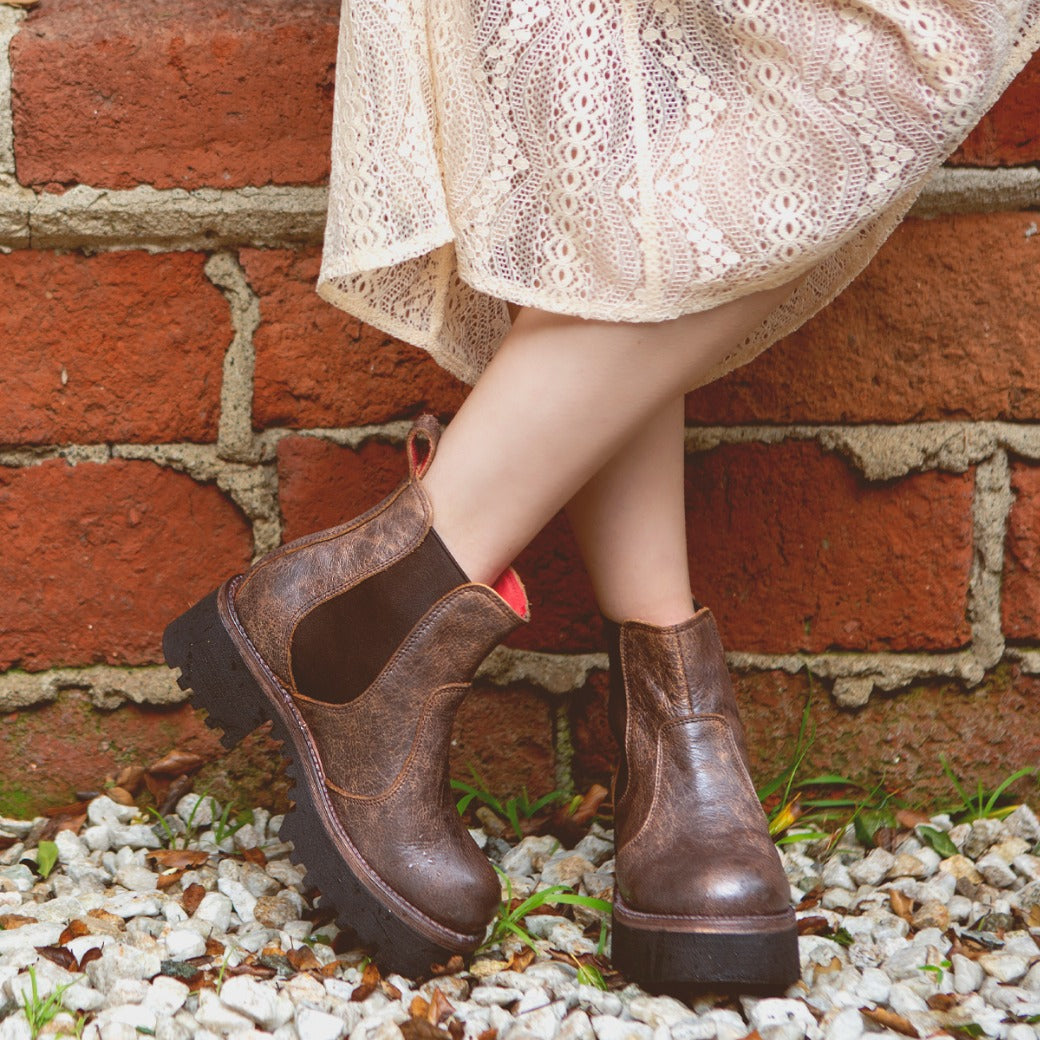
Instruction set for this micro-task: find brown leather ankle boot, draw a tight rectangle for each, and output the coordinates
[603,607,799,991]
[163,416,529,976]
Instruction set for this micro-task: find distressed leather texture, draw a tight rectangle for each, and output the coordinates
[234,481,430,687]
[228,415,527,938]
[295,585,521,797]
[323,682,504,936]
[608,609,791,918]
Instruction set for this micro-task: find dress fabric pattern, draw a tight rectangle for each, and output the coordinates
[317,0,1040,388]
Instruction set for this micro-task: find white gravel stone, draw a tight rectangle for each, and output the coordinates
[218,876,258,922]
[1005,805,1040,842]
[848,849,894,886]
[142,976,190,1015]
[87,796,137,827]
[0,921,63,954]
[107,890,162,918]
[978,953,1029,983]
[296,1006,347,1040]
[220,974,295,1030]
[163,927,206,960]
[822,1007,863,1040]
[114,864,159,892]
[591,1016,653,1040]
[558,1009,597,1040]
[195,890,233,931]
[194,988,258,1032]
[628,995,694,1028]
[0,1014,32,1040]
[975,852,1018,888]
[888,982,929,1015]
[952,953,985,994]
[702,1009,749,1040]
[108,824,162,849]
[541,854,596,888]
[963,818,1006,858]
[85,941,162,992]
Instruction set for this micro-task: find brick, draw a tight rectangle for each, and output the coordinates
[277,436,601,652]
[277,436,402,544]
[246,250,467,430]
[0,692,223,817]
[11,0,337,190]
[686,213,1040,424]
[505,513,602,654]
[451,683,555,799]
[571,664,1040,809]
[1,251,228,445]
[0,460,253,670]
[950,52,1040,166]
[685,441,975,652]
[1003,461,1040,641]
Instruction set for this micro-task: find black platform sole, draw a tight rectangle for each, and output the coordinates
[612,898,800,993]
[162,584,471,978]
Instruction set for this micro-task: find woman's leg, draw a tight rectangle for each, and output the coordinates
[564,395,693,626]
[423,277,802,585]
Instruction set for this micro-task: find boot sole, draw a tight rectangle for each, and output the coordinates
[162,580,483,977]
[612,895,800,992]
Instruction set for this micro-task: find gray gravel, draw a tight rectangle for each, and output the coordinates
[1,794,1040,1039]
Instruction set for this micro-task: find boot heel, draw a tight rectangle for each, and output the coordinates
[163,586,271,748]
[611,911,800,992]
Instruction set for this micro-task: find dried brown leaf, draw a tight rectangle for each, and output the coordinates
[86,908,124,930]
[0,915,38,929]
[115,766,146,793]
[147,849,209,870]
[181,883,206,916]
[79,946,103,969]
[862,1007,919,1037]
[148,749,206,777]
[205,937,225,958]
[241,846,268,867]
[796,915,831,936]
[896,809,932,829]
[59,919,91,945]
[430,954,465,976]
[448,1020,464,1040]
[287,946,321,973]
[476,1031,497,1040]
[889,890,915,923]
[36,946,78,972]
[107,786,136,807]
[926,993,960,1011]
[795,886,824,911]
[427,987,455,1025]
[506,947,535,973]
[410,996,431,1020]
[156,868,186,891]
[400,1020,450,1040]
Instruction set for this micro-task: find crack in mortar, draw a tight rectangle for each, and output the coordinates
[0,665,183,712]
[0,6,23,188]
[685,422,1040,480]
[0,166,1035,254]
[968,450,1013,671]
[205,252,262,465]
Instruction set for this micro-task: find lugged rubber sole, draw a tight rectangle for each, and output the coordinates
[162,583,471,977]
[611,896,800,992]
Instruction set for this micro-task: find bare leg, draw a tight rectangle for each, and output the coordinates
[423,278,801,585]
[565,396,693,626]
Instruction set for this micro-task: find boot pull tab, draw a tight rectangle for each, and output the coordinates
[406,414,442,480]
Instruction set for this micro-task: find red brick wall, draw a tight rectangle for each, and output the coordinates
[1,0,1038,815]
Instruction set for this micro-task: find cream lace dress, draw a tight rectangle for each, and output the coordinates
[316,1,1040,388]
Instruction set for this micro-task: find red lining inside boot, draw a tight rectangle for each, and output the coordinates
[492,568,529,618]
